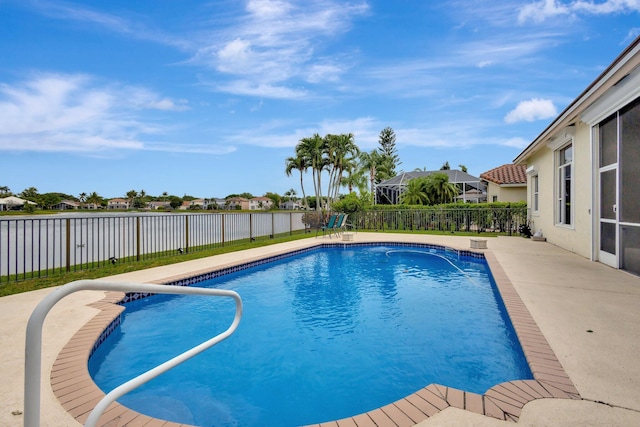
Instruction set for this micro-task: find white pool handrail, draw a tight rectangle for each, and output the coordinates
[24,279,242,427]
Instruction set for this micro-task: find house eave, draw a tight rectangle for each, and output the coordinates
[514,35,640,164]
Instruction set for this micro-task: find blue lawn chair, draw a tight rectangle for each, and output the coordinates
[317,214,338,238]
[334,213,349,237]
[328,214,345,238]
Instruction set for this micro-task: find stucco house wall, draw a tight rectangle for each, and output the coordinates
[516,35,640,274]
[525,121,592,259]
[486,183,526,203]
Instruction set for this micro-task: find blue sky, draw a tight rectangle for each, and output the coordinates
[1,0,639,200]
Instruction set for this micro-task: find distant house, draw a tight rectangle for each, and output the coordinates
[179,199,205,210]
[51,200,80,210]
[479,164,527,203]
[148,201,172,210]
[514,35,640,276]
[204,198,227,210]
[226,197,250,210]
[107,198,130,210]
[279,200,302,210]
[375,169,486,204]
[249,197,273,210]
[0,196,36,211]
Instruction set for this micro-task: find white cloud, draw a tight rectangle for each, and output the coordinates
[27,1,190,49]
[215,80,308,99]
[223,116,381,149]
[306,63,343,83]
[145,98,190,111]
[0,73,199,153]
[625,27,640,42]
[193,0,369,97]
[518,0,640,23]
[246,0,292,18]
[501,137,530,148]
[504,98,557,123]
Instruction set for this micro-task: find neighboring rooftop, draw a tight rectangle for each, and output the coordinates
[480,164,527,186]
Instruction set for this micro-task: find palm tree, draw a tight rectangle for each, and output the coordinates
[341,158,367,194]
[138,189,147,208]
[78,192,87,208]
[358,150,384,203]
[126,190,138,210]
[401,177,430,205]
[426,173,458,204]
[296,133,326,211]
[162,191,168,201]
[285,155,308,209]
[0,186,12,197]
[87,192,101,208]
[324,133,359,209]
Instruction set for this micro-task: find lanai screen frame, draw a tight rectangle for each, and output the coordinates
[375,170,487,205]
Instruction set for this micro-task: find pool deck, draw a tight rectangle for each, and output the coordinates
[2,233,640,426]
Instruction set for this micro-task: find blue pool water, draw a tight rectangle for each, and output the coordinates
[89,245,532,427]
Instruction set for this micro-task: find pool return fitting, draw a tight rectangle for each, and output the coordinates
[24,280,242,427]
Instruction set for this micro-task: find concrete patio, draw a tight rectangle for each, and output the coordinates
[1,233,639,426]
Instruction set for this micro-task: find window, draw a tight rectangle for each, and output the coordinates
[557,144,573,225]
[492,195,498,202]
[532,174,539,213]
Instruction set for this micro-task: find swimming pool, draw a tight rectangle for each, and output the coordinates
[89,244,532,426]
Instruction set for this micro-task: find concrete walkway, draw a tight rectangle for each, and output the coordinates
[2,233,639,426]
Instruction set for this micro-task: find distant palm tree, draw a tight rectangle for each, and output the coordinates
[87,192,101,208]
[20,187,39,201]
[359,150,385,203]
[341,159,367,194]
[162,191,168,201]
[296,133,326,211]
[426,173,458,204]
[285,155,308,209]
[401,177,430,205]
[324,133,359,209]
[126,190,138,209]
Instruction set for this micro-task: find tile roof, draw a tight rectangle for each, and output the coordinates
[480,164,527,185]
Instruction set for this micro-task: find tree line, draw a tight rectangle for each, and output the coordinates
[285,126,402,211]
[0,186,286,212]
[284,127,470,211]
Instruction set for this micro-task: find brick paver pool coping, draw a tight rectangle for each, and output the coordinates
[50,243,580,426]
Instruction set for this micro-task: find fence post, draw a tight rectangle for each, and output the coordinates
[221,214,225,247]
[249,214,253,241]
[136,217,141,261]
[272,213,275,238]
[65,219,70,272]
[185,216,190,253]
[289,212,292,236]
